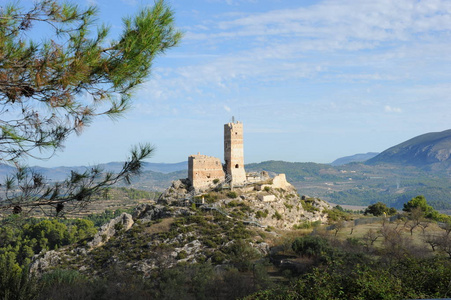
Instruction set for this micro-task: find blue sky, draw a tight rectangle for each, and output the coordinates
[25,0,451,167]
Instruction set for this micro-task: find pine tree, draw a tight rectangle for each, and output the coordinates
[0,0,182,215]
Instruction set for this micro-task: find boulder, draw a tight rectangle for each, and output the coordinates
[172,179,185,190]
[258,194,276,202]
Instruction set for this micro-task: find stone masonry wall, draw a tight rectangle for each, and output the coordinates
[188,154,225,190]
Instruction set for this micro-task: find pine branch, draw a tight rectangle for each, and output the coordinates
[0,144,154,216]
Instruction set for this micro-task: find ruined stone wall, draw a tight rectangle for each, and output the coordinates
[272,174,292,189]
[188,154,225,189]
[224,121,246,185]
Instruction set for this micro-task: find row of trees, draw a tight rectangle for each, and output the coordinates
[364,195,450,221]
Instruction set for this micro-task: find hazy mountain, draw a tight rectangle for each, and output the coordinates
[366,129,451,170]
[330,152,379,166]
[0,161,188,182]
[99,161,187,174]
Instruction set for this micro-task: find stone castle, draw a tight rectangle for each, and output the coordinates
[188,119,249,190]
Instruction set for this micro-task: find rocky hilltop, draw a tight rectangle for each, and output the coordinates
[158,174,329,229]
[366,129,451,170]
[30,174,330,277]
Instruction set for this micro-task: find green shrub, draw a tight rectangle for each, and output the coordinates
[324,208,351,222]
[213,179,220,184]
[224,240,261,271]
[255,210,268,219]
[114,222,124,232]
[211,251,226,264]
[301,199,319,213]
[284,202,293,210]
[204,239,217,248]
[227,191,238,198]
[272,211,283,220]
[177,250,188,260]
[293,220,321,229]
[264,186,271,192]
[292,235,331,257]
[293,222,312,229]
[240,205,252,213]
[227,200,239,207]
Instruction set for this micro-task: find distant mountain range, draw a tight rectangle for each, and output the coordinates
[3,129,451,180]
[0,161,188,182]
[330,152,379,166]
[366,129,451,170]
[2,129,451,208]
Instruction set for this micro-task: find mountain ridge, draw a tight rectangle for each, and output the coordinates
[366,129,451,170]
[0,161,188,182]
[330,152,379,166]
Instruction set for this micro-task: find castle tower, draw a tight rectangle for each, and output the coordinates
[224,119,246,185]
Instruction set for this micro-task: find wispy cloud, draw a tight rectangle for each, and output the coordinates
[36,0,451,166]
[130,0,451,163]
[145,0,451,101]
[385,105,402,113]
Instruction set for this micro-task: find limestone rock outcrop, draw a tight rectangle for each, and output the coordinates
[87,212,134,249]
[221,180,329,229]
[29,250,61,274]
[132,203,193,222]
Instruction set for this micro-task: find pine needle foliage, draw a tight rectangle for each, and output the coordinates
[0,0,182,216]
[0,0,181,161]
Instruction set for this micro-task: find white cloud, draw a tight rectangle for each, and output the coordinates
[186,0,451,60]
[172,0,451,93]
[385,105,402,113]
[132,0,450,137]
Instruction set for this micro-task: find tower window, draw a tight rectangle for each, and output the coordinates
[235,164,239,168]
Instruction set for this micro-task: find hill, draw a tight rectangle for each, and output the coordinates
[366,129,451,170]
[246,160,340,182]
[330,152,379,166]
[20,178,451,299]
